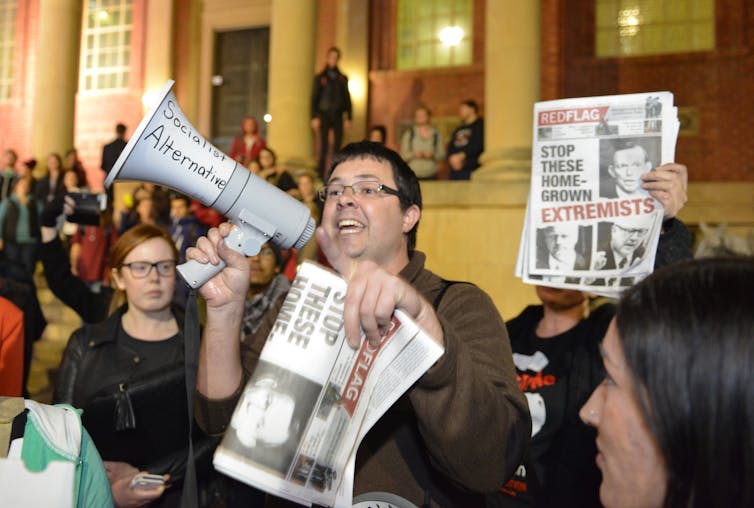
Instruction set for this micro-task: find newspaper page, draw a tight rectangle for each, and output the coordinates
[213,261,444,507]
[517,92,680,297]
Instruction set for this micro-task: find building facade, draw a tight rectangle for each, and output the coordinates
[1,0,752,315]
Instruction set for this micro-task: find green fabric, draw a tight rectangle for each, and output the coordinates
[0,196,42,243]
[20,404,113,507]
[76,427,114,507]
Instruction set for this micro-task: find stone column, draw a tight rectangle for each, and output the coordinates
[144,0,174,102]
[335,0,369,144]
[267,0,316,167]
[474,0,540,181]
[32,0,82,159]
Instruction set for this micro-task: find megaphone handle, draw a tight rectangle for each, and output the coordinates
[176,224,267,290]
[177,257,227,290]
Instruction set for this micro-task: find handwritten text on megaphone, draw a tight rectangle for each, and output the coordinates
[142,99,230,192]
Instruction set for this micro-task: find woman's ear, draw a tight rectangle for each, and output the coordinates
[110,267,126,291]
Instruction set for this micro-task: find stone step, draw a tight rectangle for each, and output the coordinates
[27,268,85,403]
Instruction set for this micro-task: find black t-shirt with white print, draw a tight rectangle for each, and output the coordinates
[490,304,612,508]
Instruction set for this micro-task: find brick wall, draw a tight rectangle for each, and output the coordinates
[541,0,754,182]
[8,1,751,186]
[74,0,147,192]
[369,0,753,182]
[0,0,37,162]
[0,0,148,191]
[367,0,486,153]
[75,93,145,192]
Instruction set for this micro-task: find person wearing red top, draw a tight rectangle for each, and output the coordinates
[70,210,119,294]
[0,295,24,396]
[190,199,224,229]
[229,116,266,166]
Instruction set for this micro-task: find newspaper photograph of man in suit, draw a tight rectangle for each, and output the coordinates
[599,137,660,199]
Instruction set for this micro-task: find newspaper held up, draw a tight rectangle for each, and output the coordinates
[517,92,680,298]
[213,260,444,507]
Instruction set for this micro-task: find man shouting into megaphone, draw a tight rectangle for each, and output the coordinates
[188,141,531,507]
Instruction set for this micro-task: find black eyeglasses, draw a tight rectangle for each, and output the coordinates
[120,260,176,278]
[612,224,648,237]
[317,181,404,202]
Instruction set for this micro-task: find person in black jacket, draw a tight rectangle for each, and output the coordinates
[447,99,484,180]
[311,46,352,179]
[101,123,128,201]
[39,210,112,324]
[53,224,219,508]
[34,153,66,205]
[0,148,18,202]
[101,123,128,175]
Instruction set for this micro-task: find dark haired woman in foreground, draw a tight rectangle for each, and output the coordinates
[580,257,754,508]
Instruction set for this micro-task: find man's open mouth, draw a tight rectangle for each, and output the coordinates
[338,219,365,233]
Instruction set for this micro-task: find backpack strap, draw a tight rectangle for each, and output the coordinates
[402,279,478,507]
[432,279,464,310]
[0,397,26,458]
[409,128,440,155]
[181,289,201,508]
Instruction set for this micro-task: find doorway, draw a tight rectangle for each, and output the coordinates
[211,27,270,155]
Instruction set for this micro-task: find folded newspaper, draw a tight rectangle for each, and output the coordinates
[516,92,680,297]
[213,260,445,507]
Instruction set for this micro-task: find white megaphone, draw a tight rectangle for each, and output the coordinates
[105,80,316,289]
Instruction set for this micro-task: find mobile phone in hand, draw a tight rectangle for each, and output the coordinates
[129,473,165,490]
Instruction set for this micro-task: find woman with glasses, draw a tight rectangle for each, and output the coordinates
[53,224,219,507]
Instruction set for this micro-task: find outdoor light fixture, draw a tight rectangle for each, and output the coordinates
[141,90,159,108]
[618,8,642,37]
[439,26,464,46]
[348,77,365,102]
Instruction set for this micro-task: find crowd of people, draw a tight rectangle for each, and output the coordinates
[312,46,484,181]
[0,79,752,508]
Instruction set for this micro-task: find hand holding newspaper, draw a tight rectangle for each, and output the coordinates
[516,92,681,297]
[213,260,444,507]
